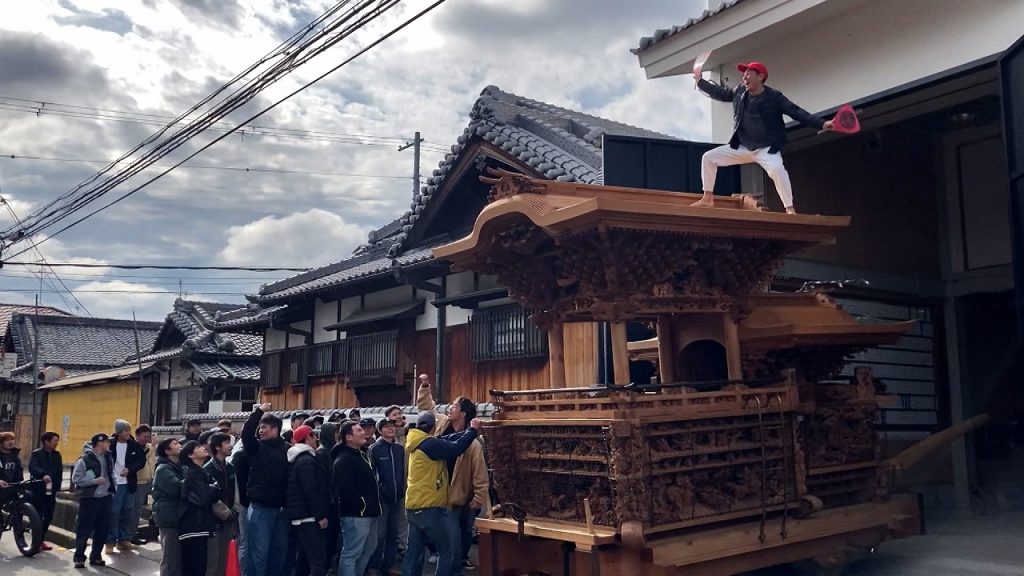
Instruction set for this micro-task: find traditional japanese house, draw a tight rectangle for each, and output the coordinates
[229,85,689,410]
[135,299,264,425]
[3,314,161,454]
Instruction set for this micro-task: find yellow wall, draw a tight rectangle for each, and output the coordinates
[44,380,140,455]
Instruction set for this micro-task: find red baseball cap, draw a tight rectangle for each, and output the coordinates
[737,61,768,80]
[292,425,314,444]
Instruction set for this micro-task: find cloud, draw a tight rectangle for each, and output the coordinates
[71,280,177,321]
[218,209,371,268]
[0,0,716,318]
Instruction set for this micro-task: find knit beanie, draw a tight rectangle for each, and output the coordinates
[114,419,131,436]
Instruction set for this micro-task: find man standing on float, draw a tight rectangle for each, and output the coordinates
[693,61,833,213]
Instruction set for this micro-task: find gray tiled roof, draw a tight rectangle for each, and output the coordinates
[148,299,263,359]
[253,85,675,304]
[383,85,673,257]
[188,358,260,382]
[0,303,70,345]
[7,314,161,373]
[253,244,437,304]
[634,0,746,53]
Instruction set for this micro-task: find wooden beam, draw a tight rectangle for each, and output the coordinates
[656,316,675,383]
[721,315,742,380]
[610,321,630,385]
[548,323,566,388]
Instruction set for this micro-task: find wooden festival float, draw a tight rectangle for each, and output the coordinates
[432,170,923,576]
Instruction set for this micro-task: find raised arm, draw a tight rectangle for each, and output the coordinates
[241,404,269,454]
[415,374,437,413]
[697,78,736,103]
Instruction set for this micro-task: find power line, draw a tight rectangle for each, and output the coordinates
[0,153,418,180]
[0,269,281,280]
[1,196,92,315]
[1,0,448,259]
[1,261,310,272]
[0,97,451,153]
[0,273,270,287]
[0,288,247,295]
[1,0,381,242]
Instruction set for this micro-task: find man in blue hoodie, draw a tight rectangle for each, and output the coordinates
[369,418,405,575]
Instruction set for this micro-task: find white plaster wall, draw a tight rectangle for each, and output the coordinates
[288,320,311,347]
[264,328,286,351]
[313,299,339,343]
[447,306,471,327]
[708,0,1024,140]
[364,285,414,309]
[416,291,438,331]
[445,271,476,297]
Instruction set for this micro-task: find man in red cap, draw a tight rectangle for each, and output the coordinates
[694,61,833,213]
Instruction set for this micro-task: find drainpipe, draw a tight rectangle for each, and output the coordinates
[435,276,447,403]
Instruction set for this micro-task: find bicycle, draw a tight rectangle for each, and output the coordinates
[0,479,45,557]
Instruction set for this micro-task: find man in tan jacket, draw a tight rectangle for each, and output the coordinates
[416,375,489,573]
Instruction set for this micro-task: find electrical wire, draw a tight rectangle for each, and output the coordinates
[2,0,447,259]
[0,0,371,240]
[0,153,419,180]
[1,261,310,271]
[0,101,450,152]
[0,288,248,295]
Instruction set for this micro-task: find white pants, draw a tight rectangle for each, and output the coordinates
[701,145,794,209]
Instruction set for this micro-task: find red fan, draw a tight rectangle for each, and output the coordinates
[831,103,860,134]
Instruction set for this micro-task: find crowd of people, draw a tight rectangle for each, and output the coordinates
[0,375,489,576]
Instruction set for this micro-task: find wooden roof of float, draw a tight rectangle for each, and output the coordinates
[628,292,912,361]
[433,171,851,322]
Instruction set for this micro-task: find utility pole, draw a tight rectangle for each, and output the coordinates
[398,131,423,198]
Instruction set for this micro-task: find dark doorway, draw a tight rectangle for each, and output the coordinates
[677,340,728,382]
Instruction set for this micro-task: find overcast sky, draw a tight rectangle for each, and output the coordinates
[0,0,710,321]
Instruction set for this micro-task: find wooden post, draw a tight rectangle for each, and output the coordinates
[656,315,675,384]
[548,323,566,388]
[584,498,594,534]
[722,314,742,380]
[610,321,630,385]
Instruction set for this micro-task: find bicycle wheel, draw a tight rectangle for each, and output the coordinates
[12,501,43,557]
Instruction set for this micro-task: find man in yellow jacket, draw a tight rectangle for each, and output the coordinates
[415,376,490,574]
[404,412,481,576]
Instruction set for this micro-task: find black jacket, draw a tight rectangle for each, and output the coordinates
[28,447,62,497]
[286,444,331,523]
[0,448,24,483]
[241,408,289,508]
[697,79,824,153]
[315,422,339,485]
[178,460,219,540]
[368,438,405,506]
[0,448,24,500]
[331,444,381,518]
[231,448,251,508]
[203,457,236,523]
[111,436,147,493]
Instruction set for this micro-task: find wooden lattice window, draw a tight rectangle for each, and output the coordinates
[260,351,282,389]
[469,305,547,362]
[346,329,398,377]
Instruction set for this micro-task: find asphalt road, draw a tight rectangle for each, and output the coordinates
[0,537,159,575]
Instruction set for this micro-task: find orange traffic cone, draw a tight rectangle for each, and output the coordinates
[225,539,242,576]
